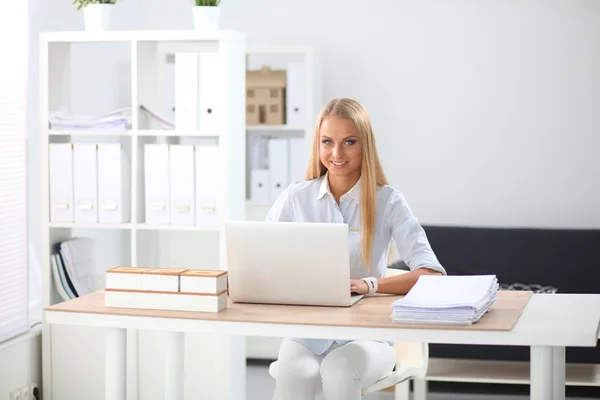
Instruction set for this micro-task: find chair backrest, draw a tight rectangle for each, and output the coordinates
[385,267,429,378]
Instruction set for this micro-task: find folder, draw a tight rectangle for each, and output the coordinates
[73,143,98,223]
[286,62,305,128]
[195,144,220,229]
[175,53,199,132]
[144,144,170,225]
[250,169,270,204]
[49,143,74,223]
[268,138,289,203]
[288,138,305,185]
[169,144,195,226]
[198,53,221,133]
[97,143,130,224]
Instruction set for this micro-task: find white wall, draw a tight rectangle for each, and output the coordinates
[0,331,42,399]
[26,0,600,398]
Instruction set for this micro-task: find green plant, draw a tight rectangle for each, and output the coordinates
[194,0,221,6]
[72,0,117,10]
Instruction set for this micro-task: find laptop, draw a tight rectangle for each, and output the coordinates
[225,221,364,307]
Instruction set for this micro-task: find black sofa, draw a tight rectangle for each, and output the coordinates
[392,225,600,364]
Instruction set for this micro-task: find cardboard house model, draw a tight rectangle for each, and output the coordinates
[246,67,286,125]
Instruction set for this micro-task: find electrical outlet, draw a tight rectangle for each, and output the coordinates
[29,383,41,400]
[19,385,29,400]
[9,389,21,400]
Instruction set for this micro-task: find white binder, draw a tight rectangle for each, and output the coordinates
[144,144,170,225]
[169,144,195,226]
[175,53,199,132]
[250,170,270,205]
[195,144,220,229]
[286,62,306,128]
[97,143,130,224]
[198,53,221,134]
[288,137,305,185]
[268,138,289,203]
[73,143,98,223]
[49,143,74,223]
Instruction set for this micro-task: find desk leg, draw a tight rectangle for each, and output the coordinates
[106,328,127,400]
[553,346,566,400]
[187,333,246,400]
[164,332,184,400]
[531,346,553,400]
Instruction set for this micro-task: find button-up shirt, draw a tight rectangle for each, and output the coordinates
[266,173,446,355]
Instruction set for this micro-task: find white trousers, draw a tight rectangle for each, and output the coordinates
[272,338,397,400]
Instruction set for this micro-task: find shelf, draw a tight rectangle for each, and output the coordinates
[136,130,219,138]
[48,130,132,136]
[246,125,305,133]
[426,358,600,386]
[41,30,242,43]
[135,224,220,232]
[49,223,133,230]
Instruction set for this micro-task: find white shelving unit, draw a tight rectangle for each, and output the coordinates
[39,30,246,400]
[244,45,321,221]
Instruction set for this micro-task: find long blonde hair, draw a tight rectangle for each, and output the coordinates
[306,98,388,268]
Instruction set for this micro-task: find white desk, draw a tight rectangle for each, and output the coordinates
[44,291,600,400]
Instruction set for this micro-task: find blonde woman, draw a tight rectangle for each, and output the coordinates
[266,98,446,400]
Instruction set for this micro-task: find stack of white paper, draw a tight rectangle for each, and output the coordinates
[391,275,499,325]
[49,108,132,130]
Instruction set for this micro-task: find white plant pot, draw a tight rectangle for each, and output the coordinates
[83,4,114,32]
[192,6,220,32]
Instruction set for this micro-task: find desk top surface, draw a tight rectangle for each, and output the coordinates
[45,290,600,347]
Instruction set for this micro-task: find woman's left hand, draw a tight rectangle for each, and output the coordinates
[350,279,369,295]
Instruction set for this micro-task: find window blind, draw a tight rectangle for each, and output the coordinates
[0,1,29,343]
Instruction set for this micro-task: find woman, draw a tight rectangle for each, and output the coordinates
[267,98,446,400]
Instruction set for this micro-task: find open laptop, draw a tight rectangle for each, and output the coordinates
[225,221,364,307]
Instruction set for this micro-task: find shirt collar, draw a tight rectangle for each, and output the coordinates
[316,172,361,203]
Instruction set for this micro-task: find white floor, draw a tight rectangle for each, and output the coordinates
[247,363,599,400]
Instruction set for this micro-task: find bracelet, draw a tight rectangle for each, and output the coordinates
[361,277,378,295]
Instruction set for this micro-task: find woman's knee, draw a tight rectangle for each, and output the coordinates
[275,339,322,385]
[320,343,369,383]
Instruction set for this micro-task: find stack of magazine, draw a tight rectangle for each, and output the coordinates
[51,237,104,301]
[391,275,499,325]
[49,108,132,131]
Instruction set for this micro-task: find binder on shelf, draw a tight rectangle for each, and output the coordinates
[144,144,170,225]
[49,143,74,223]
[268,138,289,203]
[198,53,221,133]
[97,143,130,224]
[169,144,195,226]
[175,53,199,131]
[73,143,98,223]
[195,144,221,229]
[286,62,306,128]
[250,170,270,204]
[288,137,305,185]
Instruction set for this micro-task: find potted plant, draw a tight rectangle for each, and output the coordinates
[72,0,117,31]
[192,0,222,32]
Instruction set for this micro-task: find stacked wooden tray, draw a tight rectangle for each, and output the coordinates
[105,267,228,312]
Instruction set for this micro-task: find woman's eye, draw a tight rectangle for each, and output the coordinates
[322,140,333,145]
[345,140,356,145]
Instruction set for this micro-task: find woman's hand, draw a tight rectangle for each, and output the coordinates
[350,279,369,295]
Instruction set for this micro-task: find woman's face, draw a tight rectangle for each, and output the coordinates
[319,116,362,180]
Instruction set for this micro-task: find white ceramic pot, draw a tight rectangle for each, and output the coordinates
[83,4,114,31]
[192,6,220,32]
